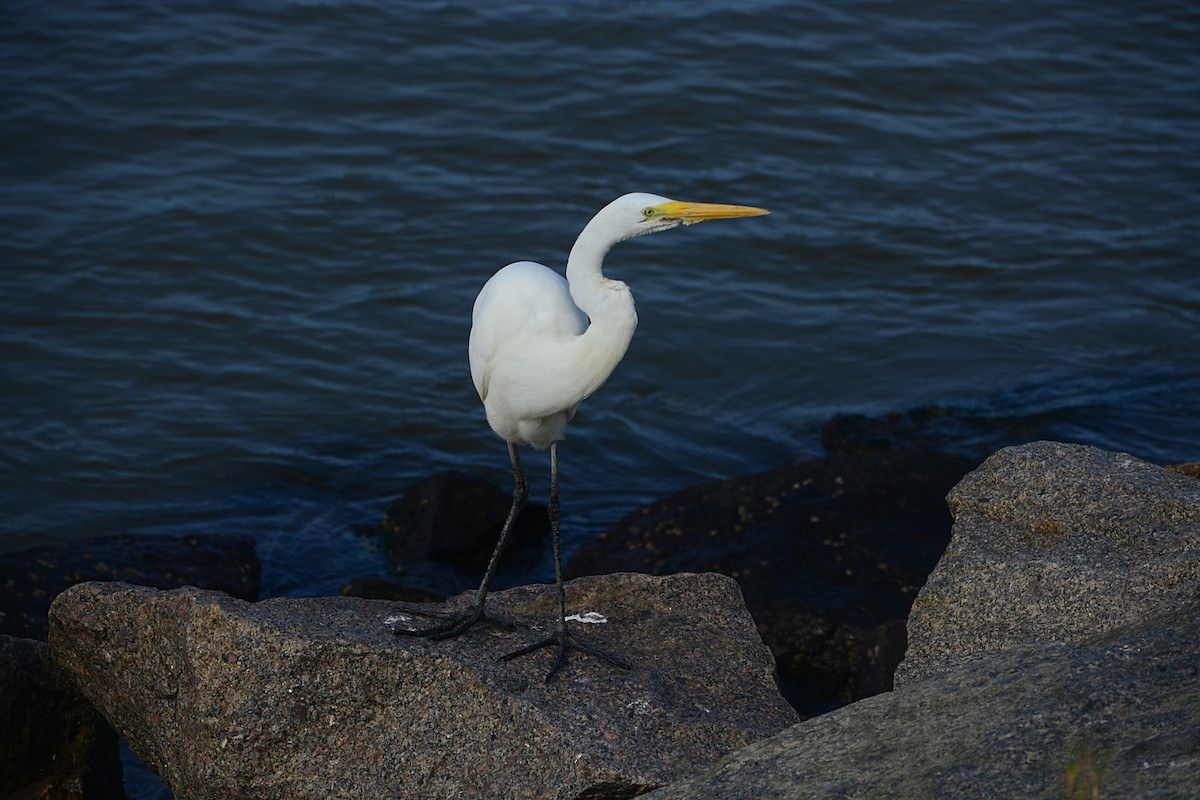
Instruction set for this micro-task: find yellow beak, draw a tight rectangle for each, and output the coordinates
[656,200,771,225]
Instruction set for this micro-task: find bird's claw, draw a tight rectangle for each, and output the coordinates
[392,602,522,640]
[500,627,631,683]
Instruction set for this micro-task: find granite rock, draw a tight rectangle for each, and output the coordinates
[897,441,1200,685]
[49,572,798,800]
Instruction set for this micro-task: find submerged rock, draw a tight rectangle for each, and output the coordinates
[340,560,474,603]
[0,633,125,799]
[381,469,548,577]
[49,572,798,800]
[0,533,260,640]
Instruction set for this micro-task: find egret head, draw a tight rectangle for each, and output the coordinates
[598,192,770,243]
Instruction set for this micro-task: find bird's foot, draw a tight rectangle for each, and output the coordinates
[391,600,521,641]
[500,626,631,683]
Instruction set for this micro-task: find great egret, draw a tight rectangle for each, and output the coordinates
[397,192,770,681]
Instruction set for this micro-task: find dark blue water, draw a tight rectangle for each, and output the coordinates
[3,1,1198,599]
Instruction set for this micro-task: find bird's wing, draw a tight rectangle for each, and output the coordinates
[468,261,587,402]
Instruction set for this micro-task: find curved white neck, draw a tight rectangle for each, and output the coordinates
[563,213,639,397]
[567,215,618,308]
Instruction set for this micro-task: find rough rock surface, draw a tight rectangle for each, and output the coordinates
[49,572,798,800]
[0,533,260,640]
[645,600,1200,800]
[897,441,1200,684]
[645,442,1200,799]
[567,434,973,715]
[0,633,125,799]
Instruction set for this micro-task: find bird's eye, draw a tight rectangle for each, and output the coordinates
[642,207,657,218]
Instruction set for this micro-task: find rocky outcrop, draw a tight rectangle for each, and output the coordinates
[49,572,798,800]
[0,634,125,799]
[643,442,1200,799]
[0,533,260,640]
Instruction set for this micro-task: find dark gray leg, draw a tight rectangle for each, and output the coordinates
[395,440,527,640]
[500,442,631,681]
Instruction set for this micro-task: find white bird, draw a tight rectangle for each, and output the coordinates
[397,192,769,681]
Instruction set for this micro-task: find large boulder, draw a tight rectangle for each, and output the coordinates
[49,572,798,800]
[897,441,1200,684]
[644,442,1200,799]
[0,533,260,640]
[0,633,125,799]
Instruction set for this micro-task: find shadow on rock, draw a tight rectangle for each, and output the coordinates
[1,633,125,799]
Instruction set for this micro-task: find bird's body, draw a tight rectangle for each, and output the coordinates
[468,259,620,449]
[398,192,769,681]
